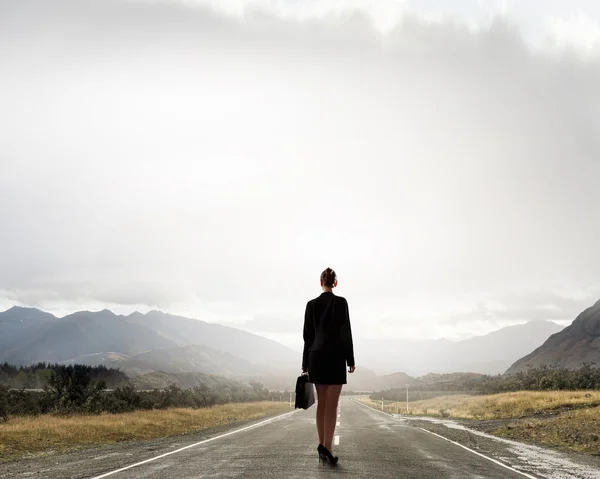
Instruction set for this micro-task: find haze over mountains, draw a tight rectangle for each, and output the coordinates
[358,320,564,376]
[0,305,572,391]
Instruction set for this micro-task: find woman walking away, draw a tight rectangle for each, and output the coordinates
[302,267,356,466]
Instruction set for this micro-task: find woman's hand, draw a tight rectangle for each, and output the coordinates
[348,366,356,373]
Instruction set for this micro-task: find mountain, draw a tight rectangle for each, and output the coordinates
[126,310,298,367]
[63,343,293,390]
[442,320,565,374]
[358,320,564,376]
[113,344,261,377]
[0,306,57,349]
[0,305,566,387]
[129,370,247,391]
[506,299,600,374]
[417,372,485,386]
[1,309,176,365]
[0,307,299,376]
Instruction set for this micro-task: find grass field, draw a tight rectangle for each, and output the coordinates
[360,391,600,419]
[0,401,290,463]
[359,391,600,455]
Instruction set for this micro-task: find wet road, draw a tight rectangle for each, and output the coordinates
[81,398,536,479]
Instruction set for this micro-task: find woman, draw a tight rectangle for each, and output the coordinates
[302,267,356,466]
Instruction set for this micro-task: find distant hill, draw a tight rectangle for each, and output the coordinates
[506,299,600,374]
[128,370,249,391]
[60,352,130,366]
[0,307,298,371]
[1,309,177,365]
[417,372,485,386]
[68,344,263,378]
[126,310,297,366]
[443,320,565,374]
[357,320,564,375]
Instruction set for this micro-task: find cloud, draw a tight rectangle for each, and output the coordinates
[546,11,600,52]
[1,0,600,339]
[438,289,600,326]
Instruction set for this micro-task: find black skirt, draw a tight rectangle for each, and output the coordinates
[308,350,347,385]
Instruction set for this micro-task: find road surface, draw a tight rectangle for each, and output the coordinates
[66,397,539,479]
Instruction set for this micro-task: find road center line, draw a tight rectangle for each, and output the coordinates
[334,435,340,446]
[89,410,297,479]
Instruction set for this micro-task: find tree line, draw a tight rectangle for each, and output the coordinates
[0,362,130,389]
[370,364,600,401]
[0,363,289,421]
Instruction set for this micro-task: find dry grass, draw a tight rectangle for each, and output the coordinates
[496,407,600,455]
[359,391,600,420]
[0,401,290,462]
[359,392,600,455]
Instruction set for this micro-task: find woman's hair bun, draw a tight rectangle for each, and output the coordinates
[320,267,337,287]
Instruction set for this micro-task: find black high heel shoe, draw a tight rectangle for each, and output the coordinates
[318,444,338,466]
[317,445,327,466]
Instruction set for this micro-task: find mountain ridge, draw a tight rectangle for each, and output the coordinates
[1,306,567,386]
[0,307,298,369]
[506,299,600,374]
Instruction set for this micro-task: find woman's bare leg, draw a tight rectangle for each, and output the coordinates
[323,385,342,454]
[314,384,327,446]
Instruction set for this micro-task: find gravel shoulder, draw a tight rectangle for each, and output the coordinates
[401,414,600,479]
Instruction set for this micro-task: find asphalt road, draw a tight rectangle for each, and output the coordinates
[74,398,538,479]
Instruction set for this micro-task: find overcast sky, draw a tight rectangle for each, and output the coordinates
[1,0,600,349]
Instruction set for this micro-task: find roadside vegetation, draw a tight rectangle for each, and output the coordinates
[361,390,600,419]
[0,363,291,417]
[0,363,294,462]
[0,401,290,462]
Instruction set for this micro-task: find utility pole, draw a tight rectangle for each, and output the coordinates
[381,397,384,411]
[406,384,410,414]
[289,391,292,408]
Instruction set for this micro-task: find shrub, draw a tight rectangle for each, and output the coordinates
[0,383,8,421]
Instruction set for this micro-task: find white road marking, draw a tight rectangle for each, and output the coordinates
[417,428,537,479]
[334,435,340,446]
[336,421,340,426]
[89,410,297,479]
[338,414,340,418]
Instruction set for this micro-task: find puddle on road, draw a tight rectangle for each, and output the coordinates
[395,415,600,479]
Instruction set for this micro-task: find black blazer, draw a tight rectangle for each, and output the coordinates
[302,292,355,371]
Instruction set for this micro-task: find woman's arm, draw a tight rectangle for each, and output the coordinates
[341,299,355,368]
[302,301,314,372]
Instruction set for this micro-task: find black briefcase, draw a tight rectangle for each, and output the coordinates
[294,373,315,410]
